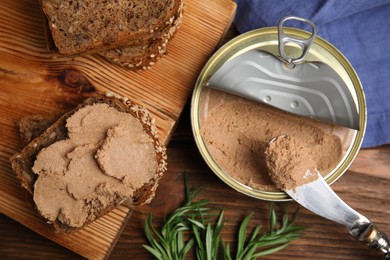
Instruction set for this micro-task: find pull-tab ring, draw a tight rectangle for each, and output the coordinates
[278,16,317,65]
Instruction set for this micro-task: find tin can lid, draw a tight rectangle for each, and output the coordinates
[207,17,359,130]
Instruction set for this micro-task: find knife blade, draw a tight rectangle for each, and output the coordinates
[286,172,390,258]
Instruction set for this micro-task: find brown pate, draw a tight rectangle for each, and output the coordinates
[32,103,158,228]
[201,94,343,192]
[265,135,319,190]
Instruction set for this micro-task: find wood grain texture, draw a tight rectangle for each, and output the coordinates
[2,103,390,259]
[2,2,389,259]
[0,0,236,259]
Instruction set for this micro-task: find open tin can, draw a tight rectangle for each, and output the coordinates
[191,22,367,201]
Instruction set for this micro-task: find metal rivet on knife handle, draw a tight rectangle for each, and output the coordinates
[278,16,318,65]
[365,226,390,259]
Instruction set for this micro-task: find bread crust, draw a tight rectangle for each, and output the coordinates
[10,92,167,233]
[40,0,182,55]
[99,0,184,70]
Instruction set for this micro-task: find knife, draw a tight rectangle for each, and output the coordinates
[286,171,390,258]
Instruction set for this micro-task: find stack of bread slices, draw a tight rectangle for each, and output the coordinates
[40,0,184,70]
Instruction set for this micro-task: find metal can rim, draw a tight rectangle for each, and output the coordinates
[191,27,367,201]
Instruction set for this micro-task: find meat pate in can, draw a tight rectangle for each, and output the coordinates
[191,27,366,201]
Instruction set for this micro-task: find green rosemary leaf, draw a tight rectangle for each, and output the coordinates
[279,232,305,240]
[290,204,301,224]
[206,223,213,260]
[251,236,291,248]
[144,216,157,244]
[196,247,205,260]
[192,221,204,251]
[143,244,163,259]
[212,211,225,258]
[180,238,195,259]
[146,214,164,242]
[188,218,206,229]
[177,230,184,254]
[175,222,190,229]
[240,242,258,260]
[282,225,306,233]
[248,225,261,244]
[214,210,225,238]
[184,174,207,206]
[144,218,169,259]
[187,200,210,208]
[251,242,290,258]
[237,212,254,258]
[175,226,191,233]
[282,207,289,230]
[221,240,232,260]
[269,202,277,232]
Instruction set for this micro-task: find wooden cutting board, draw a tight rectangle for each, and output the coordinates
[0,0,236,259]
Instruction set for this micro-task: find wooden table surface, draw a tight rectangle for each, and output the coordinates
[1,27,390,260]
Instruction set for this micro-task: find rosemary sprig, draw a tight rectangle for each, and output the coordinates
[221,203,305,260]
[191,210,225,260]
[143,175,305,260]
[143,175,209,259]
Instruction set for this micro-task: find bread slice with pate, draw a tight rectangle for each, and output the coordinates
[40,0,182,55]
[10,93,167,233]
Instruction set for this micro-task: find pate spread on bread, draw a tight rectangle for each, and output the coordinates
[10,93,167,233]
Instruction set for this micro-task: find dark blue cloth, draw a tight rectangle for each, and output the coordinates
[233,0,390,148]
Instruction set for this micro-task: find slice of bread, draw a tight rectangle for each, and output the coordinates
[40,0,182,55]
[100,38,165,70]
[10,92,167,233]
[99,0,184,70]
[18,113,62,146]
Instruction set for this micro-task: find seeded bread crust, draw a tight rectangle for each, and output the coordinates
[99,0,183,70]
[10,92,167,233]
[18,113,63,146]
[40,0,182,55]
[101,38,166,70]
